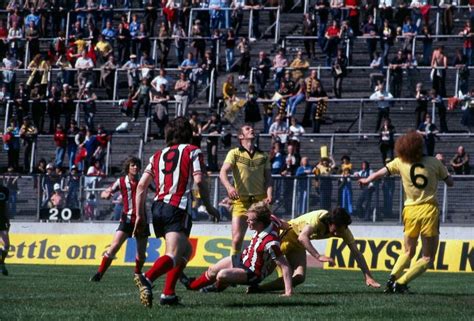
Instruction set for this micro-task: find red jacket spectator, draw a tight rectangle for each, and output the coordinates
[54,127,67,148]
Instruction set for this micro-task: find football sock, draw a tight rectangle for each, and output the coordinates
[145,254,175,283]
[97,253,113,275]
[134,256,145,274]
[397,258,430,285]
[231,249,241,256]
[0,248,5,264]
[391,252,411,280]
[189,271,213,290]
[163,258,188,296]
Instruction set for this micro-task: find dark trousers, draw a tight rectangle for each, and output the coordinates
[375,107,390,132]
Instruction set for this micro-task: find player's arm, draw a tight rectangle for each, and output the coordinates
[219,162,239,200]
[444,175,454,187]
[264,167,273,204]
[297,225,334,264]
[194,173,220,222]
[133,171,153,236]
[274,255,294,296]
[359,167,388,186]
[101,180,119,199]
[347,242,381,288]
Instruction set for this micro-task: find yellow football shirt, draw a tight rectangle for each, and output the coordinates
[223,147,270,197]
[289,210,355,244]
[385,156,449,206]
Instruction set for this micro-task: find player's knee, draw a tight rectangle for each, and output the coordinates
[293,274,305,286]
[207,266,219,279]
[216,270,229,282]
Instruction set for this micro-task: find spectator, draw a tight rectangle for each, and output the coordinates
[13,82,29,123]
[254,51,271,94]
[324,20,340,66]
[429,89,448,133]
[338,155,353,215]
[269,114,289,149]
[49,183,65,209]
[459,21,472,67]
[369,52,384,90]
[460,89,474,132]
[311,81,329,133]
[152,83,170,139]
[66,165,81,208]
[272,49,288,92]
[180,51,198,82]
[440,0,454,35]
[7,21,23,58]
[122,54,139,93]
[116,22,131,65]
[454,48,470,96]
[289,50,310,82]
[136,24,151,60]
[380,19,394,66]
[157,22,171,68]
[75,50,95,89]
[362,15,378,62]
[172,23,187,65]
[415,82,429,128]
[401,16,416,53]
[224,29,236,72]
[247,0,262,39]
[289,117,305,146]
[287,79,306,117]
[217,197,232,221]
[189,111,203,147]
[60,84,75,128]
[25,21,40,60]
[417,113,438,156]
[295,156,312,214]
[420,25,433,66]
[78,83,97,130]
[100,54,116,99]
[450,146,470,175]
[30,83,45,134]
[270,141,285,175]
[144,0,158,36]
[56,54,74,88]
[354,161,374,221]
[379,117,395,164]
[302,13,316,59]
[339,20,354,65]
[244,84,261,124]
[2,51,21,98]
[174,72,191,117]
[47,85,62,134]
[131,78,152,121]
[4,167,19,218]
[431,46,447,98]
[405,52,418,96]
[370,82,393,132]
[202,112,221,172]
[95,35,113,65]
[313,156,335,211]
[41,163,58,208]
[331,48,348,98]
[315,0,330,50]
[389,50,405,98]
[53,124,67,168]
[66,120,80,170]
[4,119,20,170]
[99,0,114,30]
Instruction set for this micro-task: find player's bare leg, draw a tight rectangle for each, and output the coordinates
[394,235,438,293]
[386,235,417,293]
[231,216,248,255]
[91,231,128,282]
[0,231,10,276]
[253,249,306,292]
[133,235,148,287]
[185,256,236,291]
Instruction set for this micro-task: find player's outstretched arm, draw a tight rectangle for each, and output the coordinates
[347,243,381,288]
[194,173,220,223]
[219,162,239,200]
[359,167,388,186]
[298,226,335,265]
[133,172,153,237]
[274,255,294,297]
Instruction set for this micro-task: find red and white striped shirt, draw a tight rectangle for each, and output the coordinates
[241,221,283,279]
[110,175,138,224]
[145,144,204,210]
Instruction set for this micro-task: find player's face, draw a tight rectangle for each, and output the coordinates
[129,163,140,176]
[329,223,347,236]
[239,126,255,140]
[246,211,259,231]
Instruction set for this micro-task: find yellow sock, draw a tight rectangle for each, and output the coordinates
[397,259,430,285]
[231,249,241,256]
[391,253,412,280]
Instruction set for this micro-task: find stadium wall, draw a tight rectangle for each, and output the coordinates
[7,223,474,273]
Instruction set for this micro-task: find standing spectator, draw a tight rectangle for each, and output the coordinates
[405,52,418,97]
[460,89,474,132]
[4,167,19,218]
[247,0,262,39]
[415,82,428,128]
[47,85,62,134]
[302,13,317,59]
[315,0,330,51]
[30,84,45,134]
[440,0,454,35]
[157,23,171,68]
[379,19,394,66]
[295,156,312,214]
[67,120,80,170]
[95,35,113,66]
[430,89,448,133]
[78,83,97,130]
[362,15,378,62]
[313,156,335,211]
[152,84,170,139]
[202,112,221,172]
[354,161,374,220]
[460,21,473,67]
[136,24,151,60]
[244,84,261,124]
[311,82,329,133]
[450,146,470,175]
[331,48,348,98]
[389,50,405,98]
[131,78,152,122]
[66,165,81,208]
[54,124,67,168]
[254,51,271,94]
[272,49,289,92]
[225,29,236,72]
[454,49,470,96]
[144,0,158,36]
[369,52,384,90]
[4,119,20,170]
[7,21,23,58]
[338,155,353,215]
[75,50,95,89]
[122,54,140,93]
[370,82,393,132]
[25,21,40,61]
[303,70,320,127]
[236,37,251,81]
[172,24,187,65]
[420,25,433,66]
[401,17,416,53]
[379,117,395,164]
[269,115,289,149]
[174,72,190,117]
[289,50,310,82]
[324,20,340,66]
[116,22,131,65]
[431,46,447,98]
[41,163,58,208]
[13,83,29,123]
[2,52,22,98]
[100,55,116,99]
[61,84,75,128]
[417,113,438,156]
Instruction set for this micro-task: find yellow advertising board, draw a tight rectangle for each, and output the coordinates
[324,238,474,273]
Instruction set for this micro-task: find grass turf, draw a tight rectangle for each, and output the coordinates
[0,265,473,321]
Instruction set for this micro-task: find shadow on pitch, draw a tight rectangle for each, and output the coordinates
[224,301,336,308]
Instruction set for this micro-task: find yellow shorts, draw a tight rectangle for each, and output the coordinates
[277,228,305,277]
[402,203,440,238]
[231,194,266,218]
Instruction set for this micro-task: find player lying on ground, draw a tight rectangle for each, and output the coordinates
[90,157,150,282]
[252,208,381,293]
[180,201,293,296]
[359,130,453,294]
[0,181,10,276]
[134,117,220,308]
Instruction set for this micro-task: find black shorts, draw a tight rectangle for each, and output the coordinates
[117,221,151,238]
[151,202,192,238]
[0,218,10,232]
[231,254,261,285]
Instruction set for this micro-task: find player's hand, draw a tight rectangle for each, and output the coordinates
[226,187,239,200]
[366,277,381,288]
[358,178,370,186]
[263,195,273,205]
[132,216,145,238]
[207,206,221,223]
[318,255,335,266]
[280,289,294,297]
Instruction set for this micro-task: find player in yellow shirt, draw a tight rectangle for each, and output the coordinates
[359,131,453,293]
[252,208,380,292]
[220,124,273,255]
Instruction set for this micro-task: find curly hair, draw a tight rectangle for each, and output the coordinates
[328,207,352,227]
[248,201,272,226]
[395,130,424,163]
[165,117,193,146]
[123,156,141,174]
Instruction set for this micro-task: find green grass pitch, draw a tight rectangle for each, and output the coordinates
[0,265,473,321]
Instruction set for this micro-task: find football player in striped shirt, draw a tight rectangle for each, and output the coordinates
[181,201,293,296]
[90,157,150,282]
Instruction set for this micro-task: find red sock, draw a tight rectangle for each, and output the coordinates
[145,255,174,282]
[163,261,186,296]
[97,254,113,275]
[189,271,213,290]
[134,256,145,274]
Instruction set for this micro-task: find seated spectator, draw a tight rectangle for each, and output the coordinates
[450,146,470,175]
[290,50,310,81]
[49,183,65,209]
